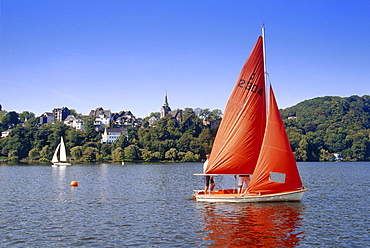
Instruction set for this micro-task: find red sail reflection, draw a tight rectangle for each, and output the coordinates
[199,203,304,247]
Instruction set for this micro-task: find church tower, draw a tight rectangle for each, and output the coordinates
[160,91,171,118]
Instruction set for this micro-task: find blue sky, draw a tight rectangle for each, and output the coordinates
[1,1,369,118]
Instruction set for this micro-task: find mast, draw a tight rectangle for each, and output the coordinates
[262,24,267,83]
[262,24,268,114]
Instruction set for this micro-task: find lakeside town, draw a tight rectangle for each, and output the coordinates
[0,94,222,163]
[1,93,221,143]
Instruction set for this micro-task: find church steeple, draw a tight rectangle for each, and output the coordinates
[160,91,171,118]
[164,91,169,108]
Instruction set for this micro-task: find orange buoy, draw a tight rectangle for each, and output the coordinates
[70,181,79,187]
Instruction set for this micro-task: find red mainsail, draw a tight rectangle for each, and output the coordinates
[205,36,266,175]
[248,86,303,194]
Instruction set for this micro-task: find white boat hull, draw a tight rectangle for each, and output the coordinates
[52,162,72,167]
[193,188,307,203]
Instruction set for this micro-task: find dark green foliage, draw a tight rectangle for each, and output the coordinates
[0,107,217,162]
[135,108,214,162]
[281,95,370,161]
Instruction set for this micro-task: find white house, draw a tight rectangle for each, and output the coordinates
[64,115,85,130]
[1,129,11,138]
[101,128,128,144]
[89,107,111,130]
[148,116,159,126]
[39,112,55,124]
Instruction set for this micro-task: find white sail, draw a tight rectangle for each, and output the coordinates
[51,137,72,166]
[59,137,67,162]
[51,144,61,163]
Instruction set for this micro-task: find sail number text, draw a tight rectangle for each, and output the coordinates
[238,72,263,96]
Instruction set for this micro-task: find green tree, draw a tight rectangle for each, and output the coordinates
[182,151,199,162]
[319,149,330,161]
[100,143,112,160]
[69,109,79,117]
[70,146,83,161]
[165,148,178,161]
[3,125,31,159]
[83,116,100,142]
[209,109,223,121]
[83,147,99,162]
[40,145,52,160]
[112,134,129,150]
[199,108,211,120]
[34,124,53,149]
[294,139,308,161]
[19,111,35,122]
[28,147,40,161]
[5,111,20,128]
[197,128,213,157]
[8,150,19,161]
[66,128,84,148]
[0,110,8,132]
[112,147,124,161]
[141,149,153,161]
[124,145,141,161]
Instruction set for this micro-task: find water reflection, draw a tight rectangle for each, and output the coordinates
[52,166,66,186]
[198,202,305,247]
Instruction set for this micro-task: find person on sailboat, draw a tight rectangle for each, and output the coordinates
[203,154,215,194]
[238,175,250,195]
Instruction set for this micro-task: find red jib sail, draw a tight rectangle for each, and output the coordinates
[248,86,303,194]
[205,36,266,175]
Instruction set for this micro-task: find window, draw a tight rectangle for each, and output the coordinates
[269,172,286,183]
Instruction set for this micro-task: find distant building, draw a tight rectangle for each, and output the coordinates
[148,116,159,126]
[64,115,87,130]
[101,128,128,144]
[89,107,112,130]
[88,107,142,131]
[39,112,55,124]
[159,92,183,122]
[203,119,222,130]
[53,107,71,121]
[160,92,172,118]
[333,153,343,161]
[1,129,11,138]
[112,111,141,128]
[38,107,70,125]
[167,109,183,123]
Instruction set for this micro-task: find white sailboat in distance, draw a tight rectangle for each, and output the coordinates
[51,137,72,167]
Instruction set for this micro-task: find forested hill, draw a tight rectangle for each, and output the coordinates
[280,95,370,161]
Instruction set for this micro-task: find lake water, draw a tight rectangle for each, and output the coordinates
[0,162,369,247]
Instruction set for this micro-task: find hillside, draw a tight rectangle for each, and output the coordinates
[280,95,370,161]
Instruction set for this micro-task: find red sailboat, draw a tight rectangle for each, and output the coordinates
[193,28,306,202]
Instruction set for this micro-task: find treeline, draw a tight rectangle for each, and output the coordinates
[0,108,219,163]
[281,95,370,161]
[1,95,370,163]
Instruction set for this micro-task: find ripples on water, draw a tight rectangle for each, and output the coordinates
[0,162,369,247]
